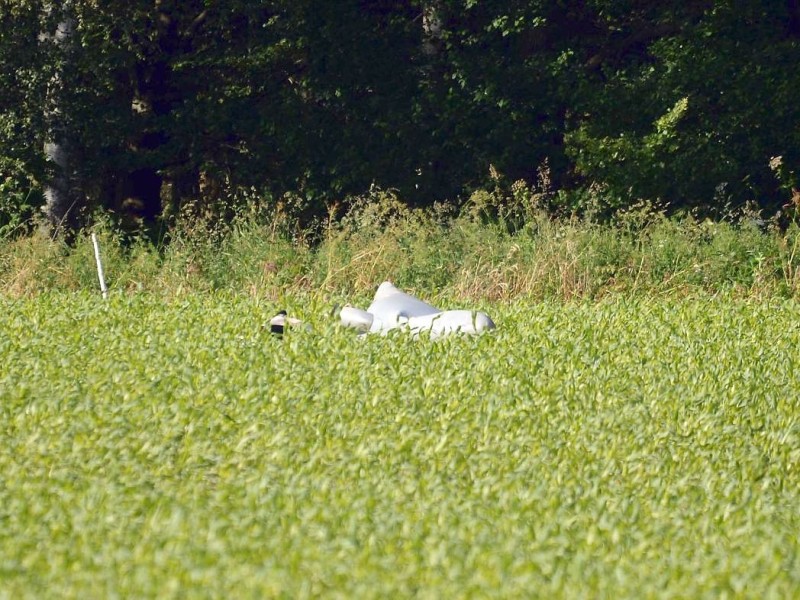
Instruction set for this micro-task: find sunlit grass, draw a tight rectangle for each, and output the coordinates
[1,293,798,597]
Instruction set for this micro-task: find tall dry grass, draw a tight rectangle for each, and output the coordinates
[1,185,798,302]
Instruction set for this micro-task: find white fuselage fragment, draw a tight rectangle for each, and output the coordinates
[340,281,495,338]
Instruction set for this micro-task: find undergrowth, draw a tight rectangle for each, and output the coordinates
[2,185,800,301]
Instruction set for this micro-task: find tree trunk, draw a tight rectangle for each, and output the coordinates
[42,8,80,236]
[421,1,444,57]
[127,3,206,221]
[788,0,800,37]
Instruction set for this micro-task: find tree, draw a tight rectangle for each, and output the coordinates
[0,0,49,234]
[3,0,800,236]
[32,0,317,229]
[565,0,800,211]
[42,1,80,232]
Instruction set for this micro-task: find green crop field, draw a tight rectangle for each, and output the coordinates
[1,293,799,598]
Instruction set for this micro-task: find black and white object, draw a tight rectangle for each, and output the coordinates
[269,310,304,336]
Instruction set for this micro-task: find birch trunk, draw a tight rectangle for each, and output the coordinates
[421,1,443,57]
[42,7,79,234]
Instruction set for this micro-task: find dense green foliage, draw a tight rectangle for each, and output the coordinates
[1,1,799,232]
[1,294,798,597]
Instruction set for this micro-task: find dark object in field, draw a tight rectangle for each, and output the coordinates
[268,310,304,336]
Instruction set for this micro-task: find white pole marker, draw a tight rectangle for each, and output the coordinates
[91,233,108,299]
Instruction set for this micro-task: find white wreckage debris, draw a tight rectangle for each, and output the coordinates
[267,282,496,338]
[339,281,495,338]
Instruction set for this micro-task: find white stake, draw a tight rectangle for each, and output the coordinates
[91,232,108,299]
